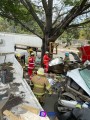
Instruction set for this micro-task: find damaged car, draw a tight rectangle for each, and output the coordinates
[54,65,90,115]
[48,52,81,74]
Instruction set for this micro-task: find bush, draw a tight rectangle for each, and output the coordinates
[88,41,90,44]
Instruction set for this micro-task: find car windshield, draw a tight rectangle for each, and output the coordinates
[79,66,90,89]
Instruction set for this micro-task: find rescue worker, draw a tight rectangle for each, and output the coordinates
[64,52,70,64]
[31,68,52,105]
[15,53,21,63]
[28,52,35,79]
[64,52,70,73]
[43,51,51,73]
[27,47,33,55]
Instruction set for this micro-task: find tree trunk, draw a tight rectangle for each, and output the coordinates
[50,43,54,59]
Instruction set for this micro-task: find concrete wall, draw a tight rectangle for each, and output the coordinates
[0,32,42,63]
[0,32,23,77]
[14,34,42,48]
[0,33,15,64]
[0,32,42,48]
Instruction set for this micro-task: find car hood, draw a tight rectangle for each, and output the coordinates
[49,58,63,66]
[67,68,90,96]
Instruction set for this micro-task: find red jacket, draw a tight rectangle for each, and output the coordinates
[28,56,35,69]
[43,54,50,65]
[80,46,90,63]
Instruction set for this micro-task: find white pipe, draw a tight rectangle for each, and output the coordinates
[60,100,89,108]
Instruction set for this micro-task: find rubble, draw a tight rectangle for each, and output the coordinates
[0,62,46,120]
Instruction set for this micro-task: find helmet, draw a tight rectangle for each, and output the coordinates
[75,104,82,109]
[31,52,34,55]
[16,53,21,57]
[45,51,49,54]
[65,52,69,57]
[37,68,45,75]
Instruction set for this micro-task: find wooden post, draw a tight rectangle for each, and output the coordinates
[49,42,59,54]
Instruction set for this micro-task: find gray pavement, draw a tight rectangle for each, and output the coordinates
[43,94,58,120]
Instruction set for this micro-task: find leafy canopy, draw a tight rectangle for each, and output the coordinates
[0,0,90,41]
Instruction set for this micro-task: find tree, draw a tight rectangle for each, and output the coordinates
[0,17,31,33]
[59,28,80,47]
[79,22,90,40]
[0,0,90,61]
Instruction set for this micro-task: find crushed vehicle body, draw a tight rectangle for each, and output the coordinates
[48,52,80,74]
[48,58,64,74]
[54,65,90,114]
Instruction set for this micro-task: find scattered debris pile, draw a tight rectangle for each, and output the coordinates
[3,104,49,120]
[54,65,90,115]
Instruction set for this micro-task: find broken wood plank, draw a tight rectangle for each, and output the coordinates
[20,104,40,115]
[3,110,22,120]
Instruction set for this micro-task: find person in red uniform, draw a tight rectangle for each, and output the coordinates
[43,51,51,73]
[28,52,35,79]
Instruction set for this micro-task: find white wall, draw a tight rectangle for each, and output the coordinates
[0,32,23,77]
[14,34,42,48]
[0,32,42,63]
[0,33,15,64]
[0,32,42,48]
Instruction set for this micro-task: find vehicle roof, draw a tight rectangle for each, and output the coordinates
[67,68,90,96]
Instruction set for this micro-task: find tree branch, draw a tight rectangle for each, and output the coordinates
[81,3,90,13]
[81,9,90,15]
[23,0,44,32]
[41,0,48,14]
[52,10,69,26]
[79,0,88,9]
[69,20,90,28]
[47,0,53,25]
[19,0,28,9]
[0,12,42,39]
[52,3,68,26]
[53,0,87,39]
[16,19,43,39]
[45,0,53,35]
[50,0,89,41]
[0,12,14,21]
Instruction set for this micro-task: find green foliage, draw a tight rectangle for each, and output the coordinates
[0,17,30,34]
[64,0,80,6]
[88,41,90,44]
[0,0,43,36]
[79,22,90,40]
[59,28,79,41]
[0,0,89,41]
[0,0,28,20]
[83,24,90,40]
